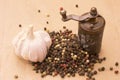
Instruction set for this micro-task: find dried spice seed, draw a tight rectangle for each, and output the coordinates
[75,4,79,8]
[86,72,93,79]
[86,78,89,80]
[114,70,119,74]
[38,10,41,13]
[101,67,105,71]
[67,73,71,77]
[44,27,47,31]
[92,78,95,80]
[102,57,106,61]
[14,75,18,79]
[98,68,101,72]
[36,70,39,73]
[98,59,102,63]
[19,24,22,27]
[46,21,49,24]
[46,14,50,17]
[115,62,119,66]
[63,26,66,29]
[60,7,63,11]
[93,70,97,75]
[110,67,113,71]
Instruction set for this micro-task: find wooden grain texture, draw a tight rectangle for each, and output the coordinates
[0,0,120,80]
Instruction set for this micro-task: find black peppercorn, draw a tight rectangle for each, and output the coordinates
[98,68,101,72]
[38,10,40,13]
[110,67,113,71]
[44,27,47,31]
[75,4,78,8]
[101,67,105,71]
[102,57,106,61]
[36,70,39,73]
[92,78,95,80]
[115,62,119,66]
[46,21,49,24]
[93,70,97,75]
[63,26,66,29]
[19,24,22,27]
[14,75,18,79]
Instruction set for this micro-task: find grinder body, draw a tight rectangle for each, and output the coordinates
[60,7,105,54]
[78,15,105,54]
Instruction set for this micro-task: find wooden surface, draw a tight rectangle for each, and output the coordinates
[0,0,120,80]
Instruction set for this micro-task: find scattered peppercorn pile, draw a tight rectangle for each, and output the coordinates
[31,27,109,79]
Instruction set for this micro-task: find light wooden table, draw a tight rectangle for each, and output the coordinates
[0,0,120,80]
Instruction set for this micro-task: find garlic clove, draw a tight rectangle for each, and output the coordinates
[35,30,52,49]
[15,37,25,57]
[12,30,27,57]
[12,30,24,49]
[21,40,30,60]
[28,38,47,62]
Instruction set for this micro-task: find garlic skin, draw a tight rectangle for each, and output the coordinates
[12,25,52,62]
[35,30,51,49]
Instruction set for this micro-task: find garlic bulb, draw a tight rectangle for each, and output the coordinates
[12,25,52,62]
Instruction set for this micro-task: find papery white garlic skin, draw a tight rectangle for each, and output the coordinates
[12,25,52,62]
[35,30,52,49]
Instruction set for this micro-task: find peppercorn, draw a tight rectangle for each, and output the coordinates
[60,7,63,11]
[101,67,105,71]
[93,70,97,75]
[44,27,47,31]
[36,70,39,73]
[102,57,106,61]
[86,72,93,79]
[46,14,50,17]
[110,67,113,71]
[38,10,41,13]
[75,4,79,8]
[46,21,49,24]
[92,78,95,80]
[38,10,40,13]
[98,68,101,72]
[114,70,119,74]
[14,75,18,79]
[86,78,89,80]
[19,24,22,27]
[67,73,71,77]
[115,62,119,66]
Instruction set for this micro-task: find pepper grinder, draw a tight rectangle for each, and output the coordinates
[60,7,105,54]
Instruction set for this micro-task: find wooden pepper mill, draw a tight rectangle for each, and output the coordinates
[60,7,105,54]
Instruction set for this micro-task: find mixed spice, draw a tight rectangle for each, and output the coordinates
[31,27,108,80]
